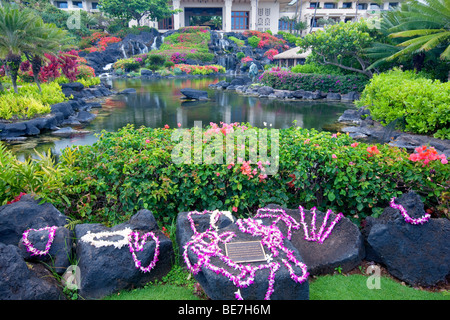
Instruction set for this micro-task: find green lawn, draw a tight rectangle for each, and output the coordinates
[103,267,449,301]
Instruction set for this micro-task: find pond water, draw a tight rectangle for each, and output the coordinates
[5,76,354,160]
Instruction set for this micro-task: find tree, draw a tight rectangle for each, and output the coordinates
[297,20,382,77]
[382,0,449,62]
[99,0,180,27]
[0,5,41,93]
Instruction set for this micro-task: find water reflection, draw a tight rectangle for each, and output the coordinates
[4,77,354,160]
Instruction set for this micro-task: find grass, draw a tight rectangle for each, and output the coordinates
[102,266,449,301]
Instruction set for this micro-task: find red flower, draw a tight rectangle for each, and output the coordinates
[367,145,380,157]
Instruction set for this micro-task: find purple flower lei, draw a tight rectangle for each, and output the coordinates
[389,197,431,225]
[183,209,309,300]
[128,231,160,273]
[298,206,344,244]
[22,226,58,256]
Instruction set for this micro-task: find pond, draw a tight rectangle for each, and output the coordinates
[5,76,354,160]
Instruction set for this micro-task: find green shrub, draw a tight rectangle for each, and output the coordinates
[248,35,260,48]
[164,61,175,68]
[0,82,66,120]
[356,69,450,139]
[113,58,141,72]
[228,36,245,47]
[236,52,245,60]
[260,69,368,93]
[54,124,449,226]
[291,62,345,75]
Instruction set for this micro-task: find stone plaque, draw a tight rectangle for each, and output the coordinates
[225,241,266,263]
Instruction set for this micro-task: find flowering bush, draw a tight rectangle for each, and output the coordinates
[243,30,286,50]
[259,69,368,93]
[264,49,279,61]
[241,56,253,65]
[409,146,448,166]
[44,124,449,226]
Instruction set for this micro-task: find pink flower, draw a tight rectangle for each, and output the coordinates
[232,206,238,212]
[145,139,150,143]
[332,154,337,159]
[331,134,337,138]
[304,139,310,144]
[178,123,182,127]
[227,163,235,170]
[351,142,359,147]
[164,124,170,129]
[442,158,448,164]
[216,172,220,177]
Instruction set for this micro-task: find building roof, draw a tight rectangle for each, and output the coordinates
[273,47,311,60]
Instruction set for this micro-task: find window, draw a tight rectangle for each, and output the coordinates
[342,2,352,8]
[55,1,68,8]
[357,3,368,10]
[370,3,380,9]
[278,19,294,31]
[72,1,83,8]
[158,16,174,30]
[91,2,99,9]
[324,2,336,9]
[389,2,399,8]
[309,2,319,8]
[231,11,249,30]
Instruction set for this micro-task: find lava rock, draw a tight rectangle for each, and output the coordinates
[267,204,365,276]
[257,86,274,96]
[60,82,84,92]
[180,88,208,100]
[0,243,65,300]
[176,211,310,300]
[75,209,174,299]
[363,192,450,287]
[0,195,68,246]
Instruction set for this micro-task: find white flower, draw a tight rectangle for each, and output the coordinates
[80,227,132,249]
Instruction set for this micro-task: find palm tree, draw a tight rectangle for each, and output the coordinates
[0,4,69,93]
[0,4,41,93]
[384,0,450,62]
[23,20,69,92]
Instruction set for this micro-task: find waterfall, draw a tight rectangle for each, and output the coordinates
[150,36,158,51]
[218,32,229,51]
[120,44,127,59]
[139,42,149,54]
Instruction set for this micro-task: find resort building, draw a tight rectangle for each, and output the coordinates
[52,0,402,34]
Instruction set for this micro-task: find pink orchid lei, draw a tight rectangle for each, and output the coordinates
[183,209,309,300]
[389,197,431,225]
[22,226,58,256]
[298,206,344,244]
[128,231,160,273]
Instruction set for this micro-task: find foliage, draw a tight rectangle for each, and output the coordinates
[356,69,450,139]
[0,144,71,206]
[99,0,180,27]
[227,36,244,47]
[259,68,368,93]
[291,62,346,75]
[297,20,383,77]
[172,64,225,75]
[50,124,448,227]
[248,36,260,49]
[113,58,141,72]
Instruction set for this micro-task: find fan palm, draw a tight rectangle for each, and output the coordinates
[385,0,450,61]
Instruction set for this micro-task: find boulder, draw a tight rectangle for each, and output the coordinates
[180,88,208,100]
[177,210,310,300]
[292,90,305,99]
[118,88,137,95]
[363,192,450,287]
[341,91,360,102]
[77,110,96,123]
[51,102,75,119]
[0,195,68,246]
[326,92,341,101]
[257,86,274,96]
[75,209,174,299]
[0,243,65,300]
[266,204,365,275]
[302,91,321,100]
[60,82,84,92]
[18,226,74,275]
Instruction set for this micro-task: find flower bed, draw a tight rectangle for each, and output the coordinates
[173,64,225,75]
[259,68,368,94]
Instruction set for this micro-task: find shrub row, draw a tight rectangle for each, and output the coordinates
[6,124,446,227]
[259,68,368,93]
